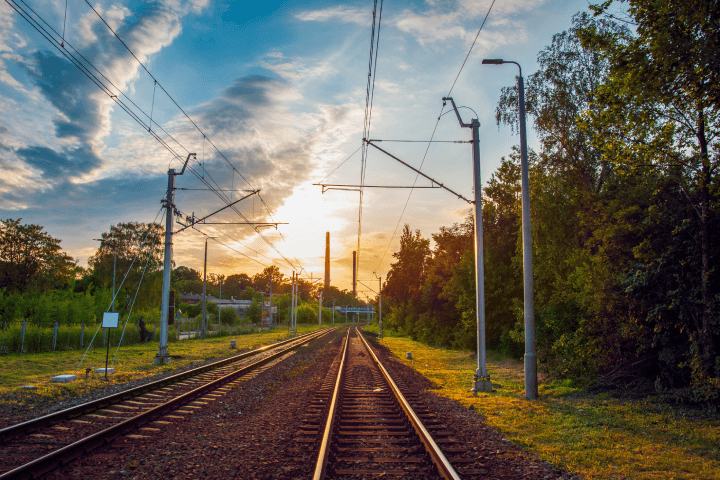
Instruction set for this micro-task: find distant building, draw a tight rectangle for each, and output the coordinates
[180,293,253,316]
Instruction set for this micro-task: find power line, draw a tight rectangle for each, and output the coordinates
[74,0,305,273]
[318,146,362,184]
[358,0,385,282]
[371,0,497,274]
[447,0,497,96]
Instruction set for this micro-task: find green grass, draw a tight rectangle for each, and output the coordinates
[373,335,720,480]
[0,323,350,408]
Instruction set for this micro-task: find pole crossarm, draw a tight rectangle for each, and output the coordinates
[442,97,471,129]
[315,183,440,194]
[356,279,378,295]
[367,139,471,144]
[173,190,259,234]
[364,140,474,205]
[190,222,286,228]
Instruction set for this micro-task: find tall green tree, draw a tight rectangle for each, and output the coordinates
[383,225,430,336]
[581,0,720,392]
[0,219,77,292]
[87,222,164,296]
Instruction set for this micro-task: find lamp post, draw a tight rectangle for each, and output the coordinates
[201,237,216,340]
[482,58,537,399]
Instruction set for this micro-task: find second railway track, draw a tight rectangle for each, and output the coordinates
[0,327,338,480]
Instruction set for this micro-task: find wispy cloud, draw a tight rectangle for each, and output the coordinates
[294,5,368,25]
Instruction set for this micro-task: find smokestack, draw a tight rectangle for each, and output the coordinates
[324,232,330,289]
[352,250,357,298]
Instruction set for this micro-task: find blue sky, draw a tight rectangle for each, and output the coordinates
[1,0,588,295]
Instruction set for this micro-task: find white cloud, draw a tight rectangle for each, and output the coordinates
[395,10,469,45]
[295,5,368,25]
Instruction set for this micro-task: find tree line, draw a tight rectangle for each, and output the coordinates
[380,4,719,405]
[0,218,360,329]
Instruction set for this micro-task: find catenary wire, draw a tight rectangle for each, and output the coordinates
[74,0,306,272]
[372,0,497,274]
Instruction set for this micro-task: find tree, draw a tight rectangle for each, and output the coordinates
[252,266,284,292]
[244,300,261,324]
[87,222,164,296]
[220,306,240,326]
[382,225,431,337]
[581,1,720,393]
[0,219,77,292]
[496,13,626,194]
[173,266,200,282]
[224,273,253,298]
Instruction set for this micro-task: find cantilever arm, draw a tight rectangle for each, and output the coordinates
[364,140,473,205]
[442,97,470,128]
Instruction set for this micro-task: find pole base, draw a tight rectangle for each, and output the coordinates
[154,353,171,365]
[471,375,493,395]
[524,352,538,399]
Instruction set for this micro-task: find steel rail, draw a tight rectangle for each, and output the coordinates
[1,327,337,480]
[357,330,461,480]
[312,329,350,480]
[0,329,324,444]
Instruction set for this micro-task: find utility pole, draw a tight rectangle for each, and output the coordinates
[201,236,215,341]
[318,290,322,326]
[378,275,382,339]
[366,295,370,327]
[443,97,491,394]
[93,236,117,347]
[156,153,195,365]
[269,278,273,328]
[291,272,297,333]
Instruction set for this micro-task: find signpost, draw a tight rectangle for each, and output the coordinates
[101,312,119,380]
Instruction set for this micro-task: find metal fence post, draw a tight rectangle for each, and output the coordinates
[80,322,85,348]
[20,320,27,353]
[52,322,58,351]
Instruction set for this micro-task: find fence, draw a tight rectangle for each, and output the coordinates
[0,318,266,354]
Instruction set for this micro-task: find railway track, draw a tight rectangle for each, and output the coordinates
[309,327,466,479]
[0,327,338,480]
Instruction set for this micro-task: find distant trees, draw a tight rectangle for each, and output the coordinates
[0,219,79,293]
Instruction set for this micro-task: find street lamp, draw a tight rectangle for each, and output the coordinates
[201,237,216,340]
[482,58,537,399]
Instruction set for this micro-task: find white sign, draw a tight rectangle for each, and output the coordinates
[102,312,119,328]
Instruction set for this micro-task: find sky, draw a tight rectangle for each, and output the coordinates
[1,0,588,297]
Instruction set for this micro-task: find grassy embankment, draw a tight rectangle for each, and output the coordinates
[0,323,347,405]
[366,328,720,480]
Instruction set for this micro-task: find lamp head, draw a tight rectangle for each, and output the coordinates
[482,58,504,65]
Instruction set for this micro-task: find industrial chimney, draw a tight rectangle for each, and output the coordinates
[324,232,330,289]
[352,250,357,298]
